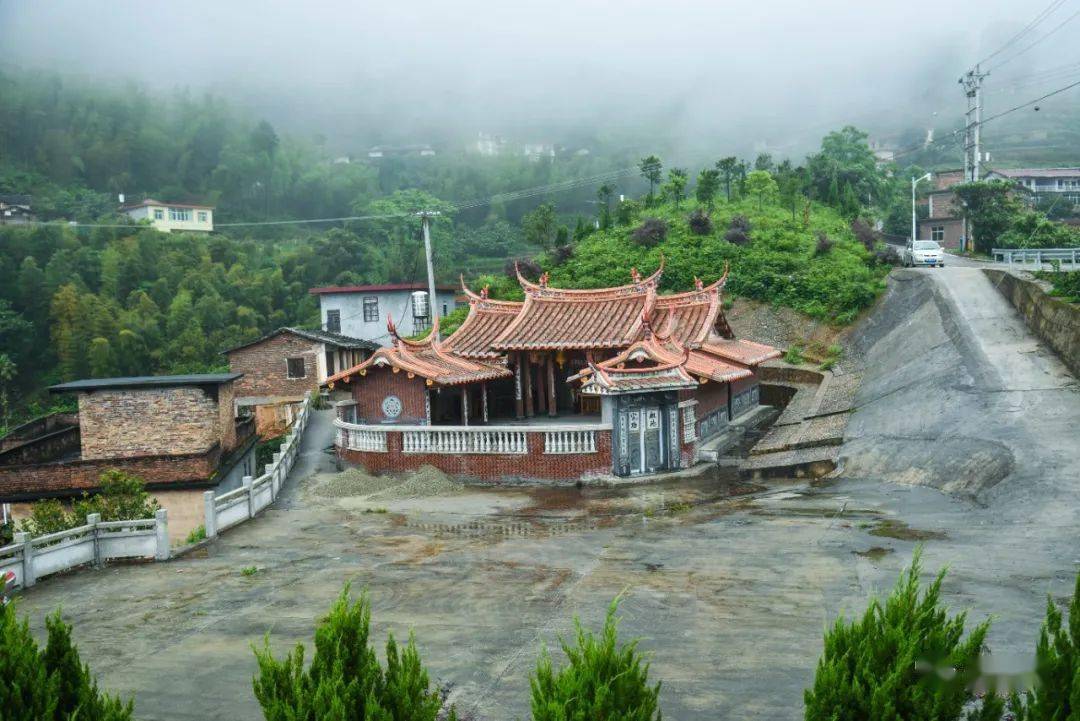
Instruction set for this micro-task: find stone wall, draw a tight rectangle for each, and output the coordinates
[78,385,224,459]
[0,412,78,452]
[984,269,1080,378]
[227,332,319,401]
[340,430,612,482]
[0,425,79,466]
[349,367,428,424]
[0,445,221,500]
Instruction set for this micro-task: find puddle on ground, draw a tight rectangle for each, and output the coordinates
[854,546,895,561]
[868,518,947,541]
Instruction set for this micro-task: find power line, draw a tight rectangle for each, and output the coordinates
[977,0,1069,66]
[216,212,406,227]
[981,77,1080,124]
[987,5,1080,73]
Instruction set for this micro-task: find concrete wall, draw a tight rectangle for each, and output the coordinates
[77,384,230,459]
[984,269,1080,378]
[319,289,461,345]
[918,218,965,249]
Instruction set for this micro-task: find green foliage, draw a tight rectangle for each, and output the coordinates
[22,470,160,536]
[256,435,287,469]
[549,193,885,325]
[253,585,452,721]
[804,549,998,721]
[0,599,132,720]
[1037,270,1080,302]
[806,126,882,212]
[1009,573,1080,720]
[639,156,663,202]
[631,217,668,247]
[241,566,259,577]
[783,345,805,365]
[530,597,661,721]
[746,170,779,211]
[662,168,688,209]
[695,168,721,210]
[952,181,1023,254]
[186,524,207,544]
[998,210,1080,249]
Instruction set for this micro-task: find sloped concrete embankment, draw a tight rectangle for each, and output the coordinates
[839,268,1080,499]
[983,268,1080,378]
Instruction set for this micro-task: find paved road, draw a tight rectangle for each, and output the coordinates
[13,266,1080,721]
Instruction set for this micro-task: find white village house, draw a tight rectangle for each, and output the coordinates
[309,282,462,347]
[121,198,214,232]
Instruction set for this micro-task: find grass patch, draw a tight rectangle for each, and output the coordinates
[667,501,693,514]
[783,345,805,365]
[868,519,946,542]
[185,524,206,544]
[241,566,259,577]
[364,507,389,514]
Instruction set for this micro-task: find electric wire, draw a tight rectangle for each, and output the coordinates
[976,0,1070,66]
[986,5,1080,73]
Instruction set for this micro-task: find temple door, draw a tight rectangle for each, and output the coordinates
[627,406,665,475]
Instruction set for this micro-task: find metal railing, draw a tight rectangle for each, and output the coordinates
[204,391,312,538]
[334,420,608,456]
[992,247,1080,266]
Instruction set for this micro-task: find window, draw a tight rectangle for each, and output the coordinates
[442,303,448,316]
[363,297,379,322]
[326,309,341,333]
[153,208,164,220]
[168,207,192,222]
[325,350,336,376]
[931,226,945,242]
[286,357,306,379]
[197,211,208,223]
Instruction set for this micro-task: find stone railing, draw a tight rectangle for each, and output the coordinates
[203,391,312,538]
[0,510,169,589]
[992,247,1080,266]
[334,420,608,456]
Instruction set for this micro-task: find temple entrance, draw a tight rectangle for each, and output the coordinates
[626,406,665,475]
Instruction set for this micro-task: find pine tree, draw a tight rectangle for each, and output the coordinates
[804,549,998,721]
[0,597,58,720]
[530,598,661,721]
[253,585,452,721]
[42,611,134,720]
[1010,573,1080,720]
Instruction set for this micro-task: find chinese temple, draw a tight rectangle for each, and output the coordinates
[327,259,780,481]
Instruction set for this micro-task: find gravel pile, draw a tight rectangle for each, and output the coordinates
[316,465,464,500]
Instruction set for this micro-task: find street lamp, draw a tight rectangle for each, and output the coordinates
[911,173,932,242]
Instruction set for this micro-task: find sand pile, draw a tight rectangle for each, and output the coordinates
[316,465,464,500]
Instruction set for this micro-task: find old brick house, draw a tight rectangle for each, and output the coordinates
[0,373,257,541]
[917,169,966,249]
[328,260,780,482]
[224,327,378,406]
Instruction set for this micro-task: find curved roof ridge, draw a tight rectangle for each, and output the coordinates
[515,255,665,298]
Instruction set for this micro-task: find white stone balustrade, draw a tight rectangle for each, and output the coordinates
[543,430,598,454]
[333,420,607,456]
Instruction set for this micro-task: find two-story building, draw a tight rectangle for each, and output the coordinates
[0,194,34,225]
[309,282,462,347]
[121,198,214,233]
[984,168,1080,213]
[917,169,966,249]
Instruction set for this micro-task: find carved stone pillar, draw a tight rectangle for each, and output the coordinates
[547,354,557,417]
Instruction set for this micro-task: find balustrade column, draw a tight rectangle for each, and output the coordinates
[547,354,557,418]
[461,388,469,426]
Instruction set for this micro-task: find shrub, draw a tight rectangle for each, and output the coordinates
[616,199,642,226]
[851,218,880,251]
[0,596,133,720]
[631,217,668,247]
[551,244,574,264]
[1008,572,1080,720]
[256,435,286,469]
[506,256,542,280]
[874,245,902,267]
[784,345,804,365]
[253,585,453,721]
[687,208,713,236]
[22,471,160,537]
[530,598,661,721]
[804,549,999,721]
[724,214,752,245]
[815,232,833,255]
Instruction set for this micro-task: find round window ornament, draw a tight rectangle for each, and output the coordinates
[381,395,403,419]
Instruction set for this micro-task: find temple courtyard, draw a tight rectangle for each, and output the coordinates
[15,265,1080,720]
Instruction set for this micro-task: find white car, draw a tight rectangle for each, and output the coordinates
[902,240,945,268]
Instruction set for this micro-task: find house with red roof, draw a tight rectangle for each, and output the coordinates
[326,260,780,481]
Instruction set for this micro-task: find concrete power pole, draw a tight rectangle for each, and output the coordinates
[958,65,988,252]
[417,211,440,339]
[960,65,989,183]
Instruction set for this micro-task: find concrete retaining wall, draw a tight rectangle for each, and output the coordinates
[984,269,1080,378]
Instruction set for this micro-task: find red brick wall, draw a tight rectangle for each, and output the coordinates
[228,332,320,400]
[349,367,428,424]
[340,430,612,482]
[928,191,961,219]
[0,446,222,500]
[696,381,729,416]
[918,218,965,250]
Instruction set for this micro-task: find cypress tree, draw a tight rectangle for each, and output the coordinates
[530,598,661,721]
[1010,573,1080,720]
[42,610,134,720]
[252,585,452,721]
[805,549,1000,721]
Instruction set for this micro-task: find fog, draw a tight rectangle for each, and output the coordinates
[1,0,1074,159]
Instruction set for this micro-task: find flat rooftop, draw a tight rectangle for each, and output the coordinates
[50,373,243,393]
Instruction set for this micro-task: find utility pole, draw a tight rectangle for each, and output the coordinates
[960,65,989,183]
[958,65,988,252]
[417,211,440,339]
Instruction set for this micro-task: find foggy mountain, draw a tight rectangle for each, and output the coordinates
[2,0,1074,161]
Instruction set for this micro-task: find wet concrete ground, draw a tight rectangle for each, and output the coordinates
[15,266,1080,720]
